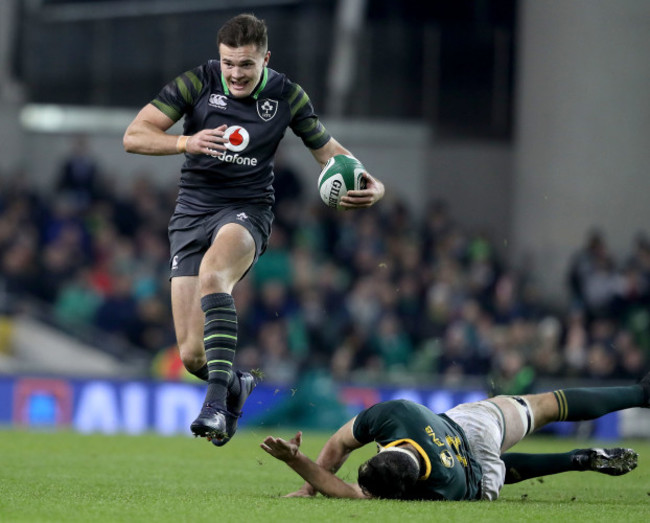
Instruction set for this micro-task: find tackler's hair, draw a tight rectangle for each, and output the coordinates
[357,451,419,500]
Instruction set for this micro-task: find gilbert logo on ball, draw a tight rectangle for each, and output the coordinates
[318,155,366,209]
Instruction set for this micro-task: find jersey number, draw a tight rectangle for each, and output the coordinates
[445,435,468,468]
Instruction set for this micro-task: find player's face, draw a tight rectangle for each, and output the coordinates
[219,43,270,98]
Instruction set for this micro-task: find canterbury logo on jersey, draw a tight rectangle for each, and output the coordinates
[208,94,228,109]
[208,126,258,166]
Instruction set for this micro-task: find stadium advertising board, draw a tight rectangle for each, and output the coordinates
[0,375,620,439]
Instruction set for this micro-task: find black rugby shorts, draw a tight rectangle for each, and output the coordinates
[167,204,273,278]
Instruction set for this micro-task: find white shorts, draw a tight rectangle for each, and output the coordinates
[445,399,523,501]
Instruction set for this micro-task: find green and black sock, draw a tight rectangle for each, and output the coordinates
[503,451,576,483]
[553,385,645,421]
[189,364,209,382]
[201,293,238,407]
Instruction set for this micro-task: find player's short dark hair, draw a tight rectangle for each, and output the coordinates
[218,13,268,53]
[357,451,419,500]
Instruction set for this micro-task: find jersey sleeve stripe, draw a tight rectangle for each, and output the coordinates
[285,80,332,150]
[185,70,203,93]
[293,118,318,134]
[286,83,302,105]
[151,99,182,121]
[306,126,327,145]
[175,76,193,105]
[294,118,330,150]
[290,91,310,118]
[294,117,327,139]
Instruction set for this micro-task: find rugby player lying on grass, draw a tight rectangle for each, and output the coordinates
[261,373,649,500]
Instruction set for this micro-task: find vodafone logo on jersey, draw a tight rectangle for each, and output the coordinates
[211,125,258,166]
[223,126,249,152]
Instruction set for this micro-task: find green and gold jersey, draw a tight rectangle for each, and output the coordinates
[152,60,331,213]
[353,400,483,501]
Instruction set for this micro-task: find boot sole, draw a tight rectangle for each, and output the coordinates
[590,448,638,476]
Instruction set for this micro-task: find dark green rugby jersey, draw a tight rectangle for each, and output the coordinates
[353,400,483,501]
[151,60,331,213]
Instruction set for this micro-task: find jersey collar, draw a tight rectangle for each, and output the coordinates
[220,67,268,100]
[381,439,432,481]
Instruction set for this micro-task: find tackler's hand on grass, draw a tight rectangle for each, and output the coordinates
[282,486,316,498]
[261,431,318,498]
[261,431,303,463]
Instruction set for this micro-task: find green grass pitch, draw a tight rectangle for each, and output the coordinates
[1,428,648,522]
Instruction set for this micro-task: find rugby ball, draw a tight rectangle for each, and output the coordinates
[318,154,366,209]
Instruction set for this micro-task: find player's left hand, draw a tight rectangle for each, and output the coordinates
[283,485,316,498]
[338,172,385,209]
[260,431,303,462]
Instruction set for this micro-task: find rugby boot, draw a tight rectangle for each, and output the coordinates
[572,448,638,476]
[190,403,229,440]
[211,370,263,447]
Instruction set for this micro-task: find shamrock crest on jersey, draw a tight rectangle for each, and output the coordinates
[257,98,278,121]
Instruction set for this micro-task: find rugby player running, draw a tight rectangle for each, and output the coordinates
[123,13,385,445]
[262,372,650,500]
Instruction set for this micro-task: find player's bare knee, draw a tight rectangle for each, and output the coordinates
[178,344,206,371]
[524,392,559,430]
[198,270,230,295]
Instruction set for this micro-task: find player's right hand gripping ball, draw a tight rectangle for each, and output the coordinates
[318,154,366,209]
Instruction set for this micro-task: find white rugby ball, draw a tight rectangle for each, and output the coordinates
[318,154,366,209]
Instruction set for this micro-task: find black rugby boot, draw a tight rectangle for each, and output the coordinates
[190,403,229,440]
[211,370,263,447]
[572,448,638,476]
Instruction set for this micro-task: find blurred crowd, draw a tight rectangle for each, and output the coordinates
[1,138,649,391]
